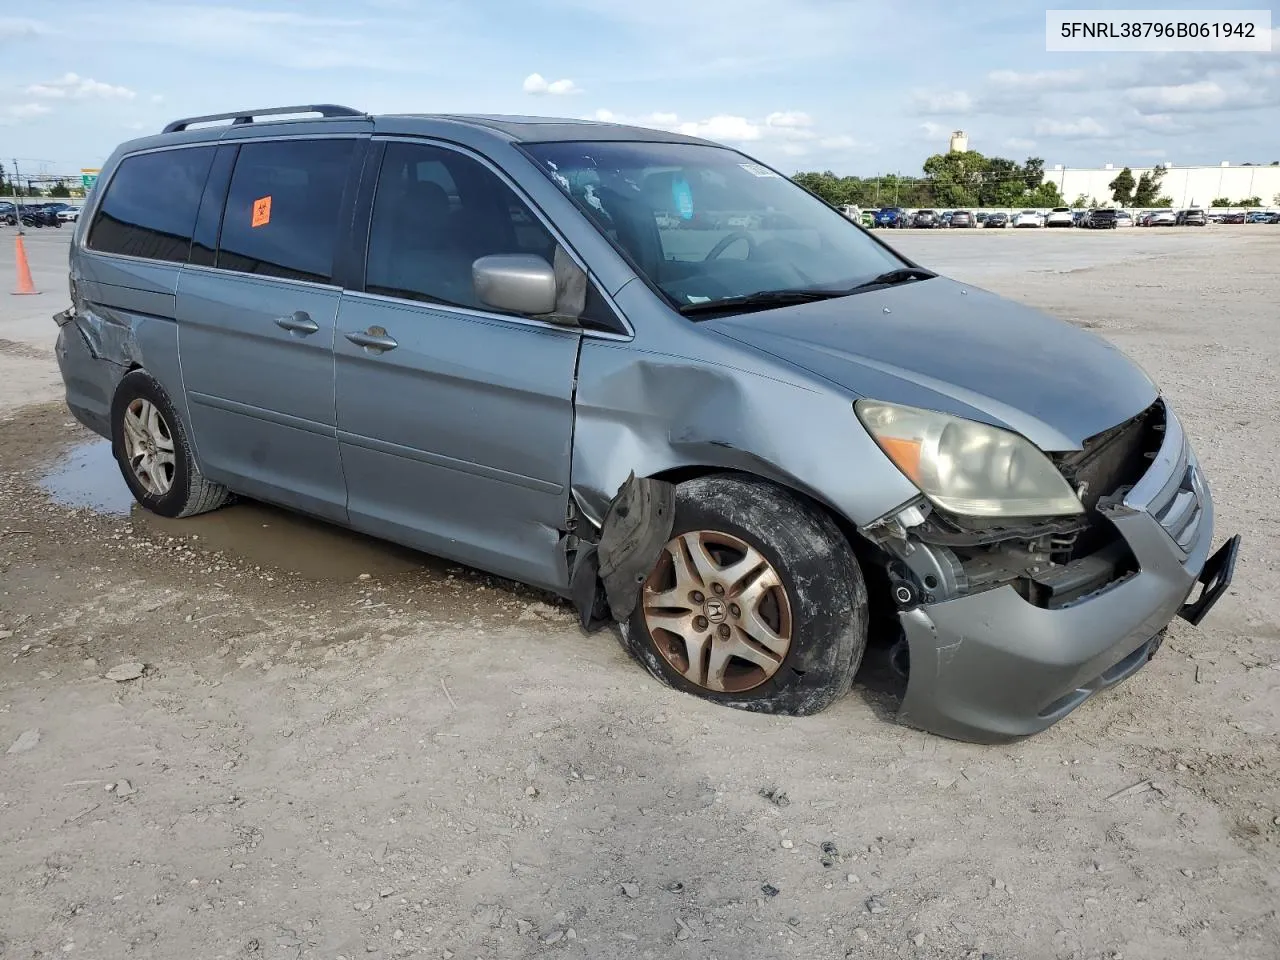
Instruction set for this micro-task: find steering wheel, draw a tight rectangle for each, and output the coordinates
[704,231,756,262]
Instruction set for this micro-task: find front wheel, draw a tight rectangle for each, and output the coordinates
[620,475,868,716]
[110,370,233,519]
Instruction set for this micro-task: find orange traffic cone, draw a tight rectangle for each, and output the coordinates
[12,234,38,295]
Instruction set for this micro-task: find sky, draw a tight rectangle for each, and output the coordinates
[0,0,1277,180]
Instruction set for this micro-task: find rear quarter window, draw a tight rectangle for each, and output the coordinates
[87,147,216,262]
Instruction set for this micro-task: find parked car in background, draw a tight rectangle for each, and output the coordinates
[975,212,988,226]
[1072,211,1088,227]
[911,209,939,228]
[58,207,83,223]
[939,211,953,227]
[1176,209,1206,226]
[1245,211,1272,224]
[0,201,16,226]
[949,210,975,228]
[1219,212,1246,224]
[19,204,62,228]
[873,206,910,228]
[1045,207,1073,228]
[1147,209,1176,227]
[984,212,1009,228]
[57,103,1238,743]
[1085,209,1118,229]
[1013,209,1044,228]
[1115,210,1134,228]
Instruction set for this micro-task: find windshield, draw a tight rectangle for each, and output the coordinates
[524,141,905,311]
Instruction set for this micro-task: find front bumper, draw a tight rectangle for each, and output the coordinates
[896,406,1239,743]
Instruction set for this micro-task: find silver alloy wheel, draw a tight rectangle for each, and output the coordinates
[121,398,176,496]
[641,530,794,693]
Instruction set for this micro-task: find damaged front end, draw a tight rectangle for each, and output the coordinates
[865,400,1233,743]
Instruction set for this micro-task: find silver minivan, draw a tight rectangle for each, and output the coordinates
[55,105,1239,742]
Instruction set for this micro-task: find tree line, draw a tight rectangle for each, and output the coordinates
[793,150,1065,209]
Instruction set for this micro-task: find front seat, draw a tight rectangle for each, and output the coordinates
[593,184,664,282]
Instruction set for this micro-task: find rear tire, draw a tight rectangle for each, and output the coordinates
[619,475,868,716]
[110,370,232,519]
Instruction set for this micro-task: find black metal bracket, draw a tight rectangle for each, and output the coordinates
[1179,534,1241,627]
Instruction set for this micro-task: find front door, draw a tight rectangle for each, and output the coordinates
[334,139,582,592]
[177,137,363,522]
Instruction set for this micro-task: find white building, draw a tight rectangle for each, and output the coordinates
[948,130,969,154]
[1046,162,1280,209]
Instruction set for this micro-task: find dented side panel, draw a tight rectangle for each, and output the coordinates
[62,249,186,440]
[570,281,920,537]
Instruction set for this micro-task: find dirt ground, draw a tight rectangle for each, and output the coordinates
[1,228,1278,960]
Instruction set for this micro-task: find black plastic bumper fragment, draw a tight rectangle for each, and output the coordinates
[596,473,675,622]
[1179,534,1240,627]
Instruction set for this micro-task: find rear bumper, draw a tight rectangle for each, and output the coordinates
[897,406,1238,743]
[54,318,116,439]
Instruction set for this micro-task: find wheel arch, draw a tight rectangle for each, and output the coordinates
[587,461,895,637]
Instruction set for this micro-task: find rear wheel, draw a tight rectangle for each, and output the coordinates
[110,370,232,519]
[620,475,868,716]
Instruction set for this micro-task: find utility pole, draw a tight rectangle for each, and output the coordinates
[12,158,24,235]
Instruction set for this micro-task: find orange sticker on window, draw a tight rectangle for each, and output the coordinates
[251,195,272,228]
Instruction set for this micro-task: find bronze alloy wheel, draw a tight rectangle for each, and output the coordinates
[641,530,794,693]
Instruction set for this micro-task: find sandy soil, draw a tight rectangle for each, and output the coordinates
[1,228,1277,960]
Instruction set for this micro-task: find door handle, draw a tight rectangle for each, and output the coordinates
[345,328,399,353]
[275,311,319,335]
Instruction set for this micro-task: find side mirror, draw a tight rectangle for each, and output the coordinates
[472,254,558,316]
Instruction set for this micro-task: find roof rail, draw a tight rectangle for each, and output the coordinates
[162,104,364,134]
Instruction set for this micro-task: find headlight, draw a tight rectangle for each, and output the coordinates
[856,400,1084,518]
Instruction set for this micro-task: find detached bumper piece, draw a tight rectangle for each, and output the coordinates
[1179,534,1240,627]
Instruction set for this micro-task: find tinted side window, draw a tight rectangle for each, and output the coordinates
[217,139,355,283]
[365,141,557,309]
[87,147,215,262]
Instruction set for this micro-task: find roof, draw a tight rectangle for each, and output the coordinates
[151,105,715,148]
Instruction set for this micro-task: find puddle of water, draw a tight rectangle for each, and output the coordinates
[141,503,427,582]
[40,439,135,515]
[43,439,428,582]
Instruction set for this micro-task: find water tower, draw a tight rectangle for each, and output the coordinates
[949,130,969,153]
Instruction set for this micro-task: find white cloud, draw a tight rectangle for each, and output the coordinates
[1127,112,1193,133]
[26,73,136,100]
[1127,81,1226,112]
[584,107,865,161]
[523,73,582,96]
[1033,117,1107,138]
[1004,137,1037,151]
[987,68,1088,91]
[677,115,764,141]
[765,111,812,130]
[0,16,44,40]
[0,103,51,125]
[911,90,973,115]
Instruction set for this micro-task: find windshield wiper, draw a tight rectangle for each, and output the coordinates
[844,267,938,293]
[678,288,848,317]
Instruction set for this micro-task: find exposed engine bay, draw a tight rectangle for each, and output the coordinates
[867,401,1166,610]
